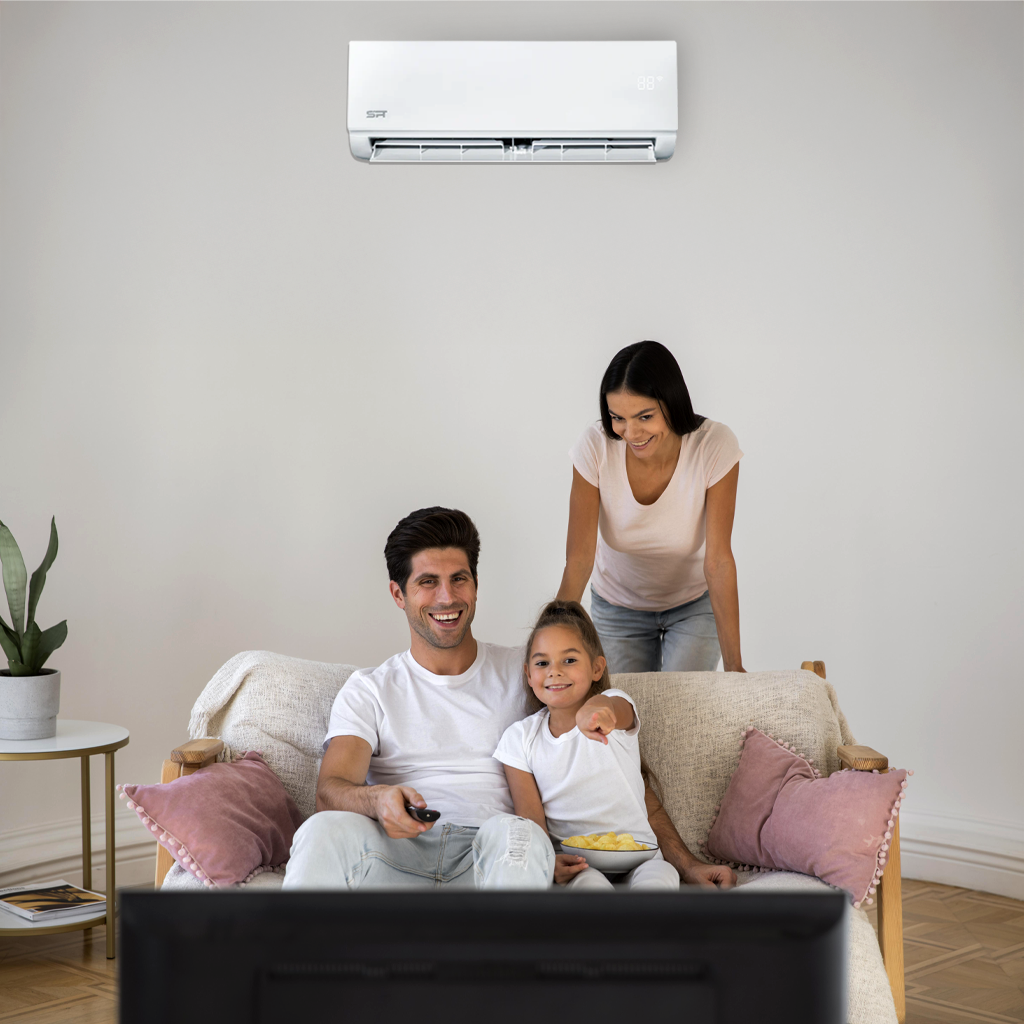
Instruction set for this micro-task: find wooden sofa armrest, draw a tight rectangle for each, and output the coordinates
[154,738,224,890]
[800,659,827,679]
[802,659,905,1022]
[837,744,889,771]
[171,737,224,771]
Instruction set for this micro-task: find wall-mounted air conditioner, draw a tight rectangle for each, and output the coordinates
[348,41,677,163]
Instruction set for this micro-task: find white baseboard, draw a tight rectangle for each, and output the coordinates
[899,810,1024,900]
[0,810,156,890]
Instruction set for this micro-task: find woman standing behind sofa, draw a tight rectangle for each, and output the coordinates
[556,341,745,674]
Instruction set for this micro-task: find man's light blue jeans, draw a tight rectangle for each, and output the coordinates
[281,811,555,890]
[590,587,721,674]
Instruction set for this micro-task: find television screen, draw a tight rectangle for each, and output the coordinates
[120,889,847,1023]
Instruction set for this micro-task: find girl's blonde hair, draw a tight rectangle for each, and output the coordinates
[523,600,610,713]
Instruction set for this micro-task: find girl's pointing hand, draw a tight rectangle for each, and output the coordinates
[577,704,617,744]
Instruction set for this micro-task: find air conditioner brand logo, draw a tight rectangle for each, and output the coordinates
[366,110,387,119]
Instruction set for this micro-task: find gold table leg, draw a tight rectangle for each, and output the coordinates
[105,750,116,959]
[80,755,92,891]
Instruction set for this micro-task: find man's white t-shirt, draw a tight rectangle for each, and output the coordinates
[324,642,527,828]
[571,418,743,611]
[492,689,655,846]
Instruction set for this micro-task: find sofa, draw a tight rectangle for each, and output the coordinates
[155,650,904,1023]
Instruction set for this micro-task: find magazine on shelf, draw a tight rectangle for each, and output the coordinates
[0,879,106,922]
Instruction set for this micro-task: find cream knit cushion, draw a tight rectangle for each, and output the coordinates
[734,869,898,1024]
[163,861,285,891]
[187,650,357,820]
[160,863,895,1022]
[617,669,856,861]
[160,863,894,1020]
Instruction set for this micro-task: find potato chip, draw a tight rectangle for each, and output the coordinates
[562,832,650,852]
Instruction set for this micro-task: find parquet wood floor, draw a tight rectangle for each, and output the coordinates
[868,879,1024,1024]
[0,927,115,1024]
[0,879,1021,1023]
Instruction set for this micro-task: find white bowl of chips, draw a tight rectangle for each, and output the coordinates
[559,832,659,873]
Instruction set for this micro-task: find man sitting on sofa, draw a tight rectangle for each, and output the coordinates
[283,506,734,890]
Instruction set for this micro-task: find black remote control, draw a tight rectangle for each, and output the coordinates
[406,805,440,822]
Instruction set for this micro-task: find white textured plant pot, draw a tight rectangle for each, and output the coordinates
[0,669,61,740]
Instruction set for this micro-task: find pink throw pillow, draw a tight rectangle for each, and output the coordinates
[705,727,909,907]
[118,751,304,888]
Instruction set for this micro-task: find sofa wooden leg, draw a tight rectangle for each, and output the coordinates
[877,820,906,1023]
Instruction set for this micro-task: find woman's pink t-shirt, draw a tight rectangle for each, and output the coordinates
[571,419,743,612]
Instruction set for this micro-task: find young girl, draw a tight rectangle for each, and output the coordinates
[493,600,680,891]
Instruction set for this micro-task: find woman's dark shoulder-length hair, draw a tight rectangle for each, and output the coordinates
[599,340,706,441]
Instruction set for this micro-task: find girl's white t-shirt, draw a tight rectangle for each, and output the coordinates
[492,689,655,846]
[325,642,528,828]
[571,419,743,611]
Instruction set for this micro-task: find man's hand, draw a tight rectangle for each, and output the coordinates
[375,786,435,839]
[681,861,736,889]
[554,853,589,885]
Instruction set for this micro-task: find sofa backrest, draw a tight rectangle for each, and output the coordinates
[188,653,855,851]
[620,669,855,859]
[188,650,358,819]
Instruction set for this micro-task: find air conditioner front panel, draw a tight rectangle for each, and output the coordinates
[367,138,659,163]
[348,41,677,158]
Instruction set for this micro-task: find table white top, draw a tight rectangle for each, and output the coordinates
[0,720,129,757]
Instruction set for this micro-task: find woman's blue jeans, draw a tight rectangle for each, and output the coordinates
[589,587,721,674]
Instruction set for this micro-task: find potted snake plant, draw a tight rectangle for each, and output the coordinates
[0,518,67,740]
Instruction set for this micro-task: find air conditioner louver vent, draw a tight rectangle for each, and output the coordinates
[369,139,656,163]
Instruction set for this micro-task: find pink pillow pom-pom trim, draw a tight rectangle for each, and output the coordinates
[703,728,911,905]
[117,786,222,887]
[238,864,288,887]
[119,754,301,889]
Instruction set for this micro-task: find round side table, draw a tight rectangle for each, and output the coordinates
[0,720,129,958]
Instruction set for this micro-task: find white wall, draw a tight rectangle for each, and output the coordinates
[2,2,1021,894]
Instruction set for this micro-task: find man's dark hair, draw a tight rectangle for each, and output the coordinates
[385,507,481,593]
[599,340,705,440]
